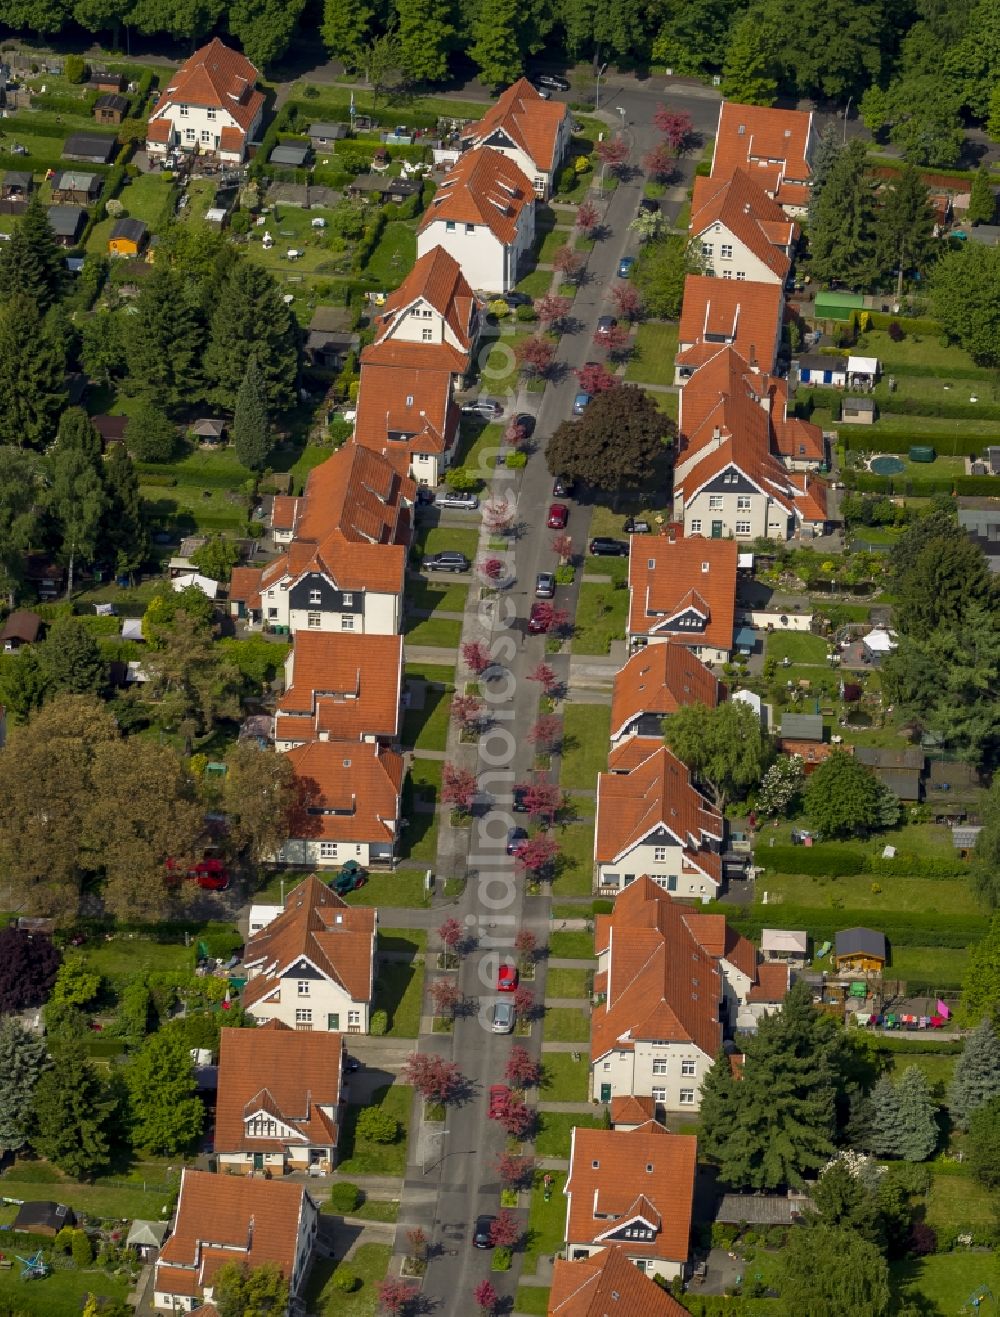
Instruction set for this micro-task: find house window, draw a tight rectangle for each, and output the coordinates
[465,223,475,234]
[681,1060,696,1076]
[533,177,545,193]
[309,589,322,604]
[422,328,433,341]
[295,1008,313,1025]
[604,873,620,888]
[319,841,338,859]
[342,593,353,606]
[735,270,746,280]
[690,519,702,533]
[348,1010,361,1028]
[297,981,310,996]
[307,612,321,628]
[720,243,733,259]
[722,270,733,279]
[652,1086,666,1102]
[652,1059,667,1075]
[736,521,752,536]
[268,607,278,619]
[342,615,355,631]
[708,495,723,510]
[200,129,211,144]
[445,220,456,232]
[680,1088,695,1104]
[736,496,751,510]
[701,243,713,257]
[653,846,667,862]
[185,128,196,141]
[207,107,217,120]
[179,105,189,117]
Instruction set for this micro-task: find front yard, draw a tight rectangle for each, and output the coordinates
[371,958,424,1037]
[571,581,629,655]
[559,704,611,789]
[623,322,679,387]
[523,1170,567,1275]
[304,1242,393,1317]
[337,1084,412,1176]
[542,1006,591,1042]
[541,1052,591,1101]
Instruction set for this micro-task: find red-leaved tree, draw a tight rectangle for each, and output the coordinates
[515,335,556,379]
[512,985,536,1021]
[478,556,504,583]
[497,1097,534,1138]
[527,661,558,693]
[529,714,562,751]
[438,916,463,959]
[576,361,618,394]
[442,763,477,816]
[551,532,573,562]
[482,494,515,535]
[430,977,461,1018]
[489,1209,521,1248]
[612,282,643,321]
[401,1052,463,1104]
[576,200,600,233]
[525,602,567,636]
[553,245,584,283]
[462,640,490,674]
[504,418,528,447]
[377,1278,416,1315]
[505,1041,541,1087]
[534,293,572,330]
[474,1279,499,1315]
[495,1151,535,1189]
[450,693,483,731]
[642,141,676,183]
[653,105,694,152]
[514,835,559,878]
[595,135,629,176]
[516,780,562,823]
[595,323,632,358]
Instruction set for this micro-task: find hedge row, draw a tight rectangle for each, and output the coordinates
[864,312,942,334]
[67,918,243,957]
[871,1036,964,1055]
[288,96,448,132]
[843,471,1000,496]
[842,428,996,454]
[878,397,1000,422]
[724,905,987,948]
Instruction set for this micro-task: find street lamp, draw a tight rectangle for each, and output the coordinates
[842,96,853,145]
[594,62,608,112]
[422,1127,450,1176]
[615,106,626,131]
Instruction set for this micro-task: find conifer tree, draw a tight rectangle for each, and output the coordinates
[949,1020,1000,1130]
[204,261,299,412]
[864,1067,938,1161]
[0,1017,48,1155]
[124,265,205,411]
[233,354,271,471]
[102,444,148,578]
[55,406,102,463]
[0,194,64,312]
[0,294,67,448]
[807,139,879,287]
[30,1036,116,1179]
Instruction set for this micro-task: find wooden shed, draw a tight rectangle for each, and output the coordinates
[833,927,886,974]
[108,216,148,257]
[94,92,129,125]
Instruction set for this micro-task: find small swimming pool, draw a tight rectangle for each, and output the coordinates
[869,455,905,476]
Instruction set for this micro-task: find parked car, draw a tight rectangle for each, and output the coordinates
[506,826,528,855]
[512,785,529,813]
[438,490,480,510]
[624,517,651,534]
[333,861,367,895]
[528,602,549,634]
[491,1001,516,1034]
[501,291,533,310]
[639,197,659,214]
[536,73,570,91]
[415,485,435,505]
[553,475,575,497]
[573,392,592,415]
[535,571,556,598]
[589,537,629,556]
[497,964,519,991]
[618,255,636,278]
[596,315,618,338]
[344,1055,361,1073]
[474,1213,497,1247]
[461,398,503,419]
[547,503,569,529]
[166,856,230,892]
[488,1086,512,1119]
[425,551,470,572]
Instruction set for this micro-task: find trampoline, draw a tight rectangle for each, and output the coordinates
[869,455,905,476]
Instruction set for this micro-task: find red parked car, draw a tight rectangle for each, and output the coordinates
[497,964,519,992]
[166,856,231,891]
[546,503,569,529]
[489,1084,512,1119]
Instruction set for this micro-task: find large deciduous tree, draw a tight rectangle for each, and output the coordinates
[125,399,180,464]
[546,385,672,492]
[968,1093,1000,1188]
[213,1261,289,1317]
[663,700,772,811]
[45,441,107,599]
[634,234,705,318]
[395,0,455,83]
[720,14,777,106]
[958,914,1000,1028]
[320,0,374,70]
[223,742,299,869]
[470,0,523,87]
[804,750,898,838]
[228,0,305,69]
[124,1030,204,1154]
[0,929,62,1014]
[41,616,105,697]
[931,243,1000,366]
[0,449,41,607]
[779,1223,890,1317]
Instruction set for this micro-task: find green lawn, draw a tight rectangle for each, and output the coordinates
[888,945,969,988]
[479,330,534,396]
[534,1112,603,1159]
[407,578,469,614]
[337,1085,412,1176]
[402,615,463,648]
[365,220,418,289]
[888,1052,956,1098]
[765,631,830,664]
[405,662,456,687]
[523,1170,568,1274]
[543,1006,591,1042]
[400,758,442,864]
[120,171,177,227]
[514,1286,551,1315]
[453,418,506,478]
[372,959,424,1037]
[304,1242,393,1317]
[924,1168,998,1230]
[536,227,571,263]
[541,1052,591,1101]
[138,444,251,534]
[581,546,632,584]
[290,81,490,123]
[552,818,597,897]
[0,1266,130,1317]
[517,268,554,299]
[853,328,988,377]
[892,1252,1000,1315]
[571,581,629,655]
[546,967,592,998]
[345,870,430,908]
[623,322,679,387]
[587,505,668,540]
[400,680,452,751]
[872,370,1000,405]
[559,703,611,790]
[549,931,595,959]
[413,525,480,564]
[756,873,981,917]
[0,1163,181,1221]
[80,938,194,977]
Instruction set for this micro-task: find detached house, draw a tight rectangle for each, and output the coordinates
[590,879,777,1112]
[689,169,798,286]
[228,444,414,635]
[274,631,403,750]
[146,38,264,164]
[460,77,570,199]
[242,875,376,1033]
[711,102,814,215]
[564,1124,697,1281]
[278,740,404,869]
[215,1021,345,1176]
[610,643,720,745]
[626,532,737,662]
[594,744,723,900]
[676,274,784,383]
[417,146,535,293]
[548,1245,689,1316]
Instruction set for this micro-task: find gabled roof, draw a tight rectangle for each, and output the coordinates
[284,740,403,845]
[549,1245,689,1316]
[215,1022,343,1155]
[243,874,377,1007]
[419,146,534,245]
[609,1094,656,1128]
[156,1169,310,1299]
[834,927,886,961]
[0,610,41,644]
[354,363,458,457]
[627,533,737,649]
[678,275,784,372]
[610,643,721,740]
[684,911,757,980]
[595,744,722,871]
[712,102,813,210]
[565,1124,696,1262]
[748,962,791,1003]
[372,245,477,355]
[462,77,569,173]
[110,217,147,243]
[150,39,263,134]
[274,631,403,744]
[689,169,796,280]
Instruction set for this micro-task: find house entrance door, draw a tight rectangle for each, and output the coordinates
[599,1083,611,1103]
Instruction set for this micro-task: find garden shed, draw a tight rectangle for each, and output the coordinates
[13,1201,75,1236]
[909,445,936,463]
[814,291,864,322]
[841,396,876,424]
[797,353,846,387]
[833,927,886,973]
[308,122,347,148]
[847,355,879,388]
[761,929,809,965]
[62,132,117,165]
[126,1219,169,1261]
[269,141,312,168]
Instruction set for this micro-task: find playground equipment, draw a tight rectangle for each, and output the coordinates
[15,1250,49,1280]
[964,1285,996,1312]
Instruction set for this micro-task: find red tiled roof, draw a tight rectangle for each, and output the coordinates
[626,533,737,649]
[712,103,813,210]
[748,962,791,1003]
[243,874,376,1007]
[354,363,458,458]
[609,1094,655,1127]
[689,170,796,281]
[271,495,300,531]
[464,77,569,173]
[229,566,263,609]
[156,1169,310,1302]
[275,631,403,744]
[685,912,757,980]
[610,643,721,740]
[419,146,534,245]
[285,740,403,846]
[361,339,469,373]
[150,39,263,133]
[219,124,246,154]
[595,744,721,866]
[606,736,665,774]
[373,246,477,355]
[565,1124,696,1263]
[678,275,784,373]
[773,415,825,464]
[549,1245,689,1316]
[789,471,829,523]
[215,1023,343,1156]
[146,118,172,144]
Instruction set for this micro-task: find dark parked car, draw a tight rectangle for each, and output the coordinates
[501,291,533,309]
[506,825,528,855]
[553,475,575,497]
[589,536,629,556]
[639,197,659,214]
[425,551,470,573]
[536,73,570,91]
[624,517,651,534]
[513,412,536,438]
[512,785,529,812]
[415,485,435,505]
[528,602,550,634]
[474,1214,496,1248]
[596,315,618,337]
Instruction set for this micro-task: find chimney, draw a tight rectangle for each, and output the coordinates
[748,343,758,371]
[246,1214,255,1252]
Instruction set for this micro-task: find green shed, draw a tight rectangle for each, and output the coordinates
[814,291,865,322]
[909,445,936,463]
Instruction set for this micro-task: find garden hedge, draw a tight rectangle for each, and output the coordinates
[724,905,986,948]
[844,472,1000,496]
